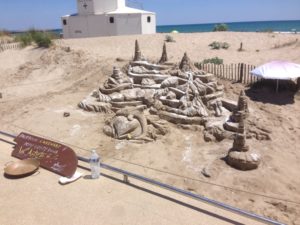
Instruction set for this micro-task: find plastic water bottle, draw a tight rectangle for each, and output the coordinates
[90,150,100,179]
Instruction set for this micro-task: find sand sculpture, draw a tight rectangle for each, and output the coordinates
[79,40,267,160]
[79,40,232,141]
[226,117,261,170]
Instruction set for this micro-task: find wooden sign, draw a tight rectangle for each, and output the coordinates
[12,132,78,178]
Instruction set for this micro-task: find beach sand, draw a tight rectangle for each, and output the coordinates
[0,32,300,225]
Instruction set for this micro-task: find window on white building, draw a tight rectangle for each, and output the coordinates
[147,16,151,23]
[109,17,114,23]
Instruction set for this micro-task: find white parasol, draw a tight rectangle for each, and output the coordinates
[251,61,300,92]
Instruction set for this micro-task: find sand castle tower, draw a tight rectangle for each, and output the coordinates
[226,118,261,170]
[133,40,143,61]
[230,90,249,123]
[179,53,196,72]
[159,43,168,64]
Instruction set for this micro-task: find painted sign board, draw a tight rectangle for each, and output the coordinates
[12,132,78,178]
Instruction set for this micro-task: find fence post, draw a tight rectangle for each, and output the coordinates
[239,63,244,83]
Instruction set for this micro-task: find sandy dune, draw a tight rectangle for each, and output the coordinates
[0,32,300,225]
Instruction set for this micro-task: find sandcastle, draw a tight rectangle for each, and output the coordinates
[79,40,266,169]
[226,117,261,170]
[79,40,230,141]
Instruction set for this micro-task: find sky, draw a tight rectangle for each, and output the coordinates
[0,0,300,30]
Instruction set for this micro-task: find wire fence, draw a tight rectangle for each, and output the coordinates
[196,63,262,85]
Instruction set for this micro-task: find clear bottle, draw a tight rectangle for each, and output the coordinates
[90,150,100,179]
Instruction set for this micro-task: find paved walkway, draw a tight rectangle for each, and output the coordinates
[0,135,267,225]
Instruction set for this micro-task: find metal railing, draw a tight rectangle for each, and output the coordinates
[0,130,285,225]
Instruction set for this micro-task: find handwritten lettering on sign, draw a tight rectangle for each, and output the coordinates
[12,133,78,178]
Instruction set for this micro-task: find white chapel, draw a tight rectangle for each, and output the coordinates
[61,0,156,39]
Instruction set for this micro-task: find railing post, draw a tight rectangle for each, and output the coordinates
[123,174,129,184]
[239,63,244,83]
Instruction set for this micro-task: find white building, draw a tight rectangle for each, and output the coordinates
[61,0,156,39]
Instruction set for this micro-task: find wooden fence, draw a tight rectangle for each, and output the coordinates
[197,63,261,85]
[0,42,22,52]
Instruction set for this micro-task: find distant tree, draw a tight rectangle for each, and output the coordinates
[213,24,229,32]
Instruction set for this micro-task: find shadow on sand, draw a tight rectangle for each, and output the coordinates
[245,79,299,105]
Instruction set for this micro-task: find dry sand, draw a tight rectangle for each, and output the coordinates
[0,32,300,225]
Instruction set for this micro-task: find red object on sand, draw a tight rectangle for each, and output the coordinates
[12,132,78,178]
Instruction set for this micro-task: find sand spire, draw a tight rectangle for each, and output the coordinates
[179,52,195,72]
[133,40,142,61]
[159,43,168,64]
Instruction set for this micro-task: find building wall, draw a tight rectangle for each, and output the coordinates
[114,14,141,35]
[77,0,94,15]
[62,15,90,39]
[62,13,156,39]
[141,14,156,34]
[94,0,125,14]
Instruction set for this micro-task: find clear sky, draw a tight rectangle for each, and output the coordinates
[0,0,300,30]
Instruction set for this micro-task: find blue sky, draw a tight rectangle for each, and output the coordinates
[0,0,300,30]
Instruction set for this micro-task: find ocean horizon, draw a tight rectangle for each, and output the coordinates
[156,20,300,33]
[10,19,300,34]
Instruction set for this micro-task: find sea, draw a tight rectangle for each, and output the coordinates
[156,20,300,33]
[35,20,300,35]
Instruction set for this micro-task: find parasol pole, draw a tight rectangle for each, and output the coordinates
[276,79,279,93]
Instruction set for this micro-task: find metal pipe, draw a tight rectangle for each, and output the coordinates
[1,130,284,225]
[0,130,16,139]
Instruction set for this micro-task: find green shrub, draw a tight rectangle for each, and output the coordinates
[222,42,230,49]
[14,29,52,48]
[165,35,175,42]
[209,41,230,50]
[202,57,223,65]
[15,33,33,47]
[213,24,228,32]
[209,41,221,49]
[32,32,52,48]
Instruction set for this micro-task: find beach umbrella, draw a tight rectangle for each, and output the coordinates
[250,61,300,92]
[171,30,179,33]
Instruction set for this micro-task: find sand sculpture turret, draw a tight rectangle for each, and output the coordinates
[226,117,261,170]
[179,52,196,72]
[159,43,168,64]
[133,40,142,61]
[230,90,249,123]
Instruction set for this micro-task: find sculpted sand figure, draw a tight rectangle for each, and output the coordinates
[226,118,261,170]
[103,108,168,142]
[230,90,249,123]
[159,43,168,64]
[179,52,196,72]
[133,40,142,61]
